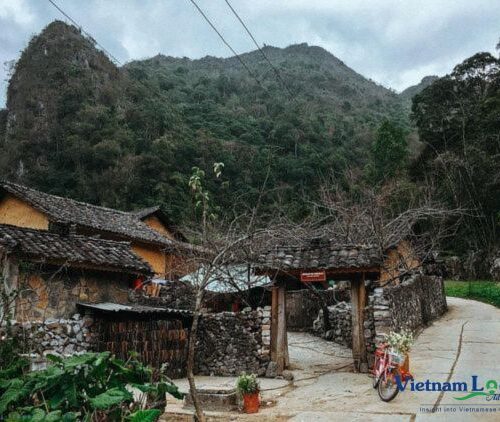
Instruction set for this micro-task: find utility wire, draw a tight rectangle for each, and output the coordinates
[223,0,296,100]
[46,0,121,66]
[187,0,264,89]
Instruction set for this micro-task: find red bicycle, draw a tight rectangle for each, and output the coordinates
[372,343,413,401]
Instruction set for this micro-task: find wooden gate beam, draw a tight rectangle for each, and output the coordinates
[351,272,368,373]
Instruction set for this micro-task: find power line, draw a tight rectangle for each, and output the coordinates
[187,0,264,89]
[223,0,296,100]
[46,0,121,66]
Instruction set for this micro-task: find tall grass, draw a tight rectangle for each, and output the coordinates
[445,280,500,308]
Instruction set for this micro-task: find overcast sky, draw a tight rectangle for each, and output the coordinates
[1,0,499,106]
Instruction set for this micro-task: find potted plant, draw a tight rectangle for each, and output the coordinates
[236,373,260,413]
[387,329,414,372]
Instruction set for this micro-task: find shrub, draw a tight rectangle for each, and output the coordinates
[0,351,183,421]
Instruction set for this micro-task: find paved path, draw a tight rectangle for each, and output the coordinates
[164,297,500,421]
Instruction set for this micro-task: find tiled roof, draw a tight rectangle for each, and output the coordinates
[1,181,174,247]
[0,224,152,274]
[130,206,161,220]
[258,239,383,270]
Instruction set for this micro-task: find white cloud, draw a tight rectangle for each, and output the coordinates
[0,0,34,25]
[0,0,499,105]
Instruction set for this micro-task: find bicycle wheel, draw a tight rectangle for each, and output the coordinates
[377,369,399,402]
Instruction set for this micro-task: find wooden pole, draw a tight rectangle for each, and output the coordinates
[270,286,279,362]
[350,272,368,372]
[276,284,288,374]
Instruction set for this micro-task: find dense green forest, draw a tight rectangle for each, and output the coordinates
[0,21,498,256]
[0,21,409,219]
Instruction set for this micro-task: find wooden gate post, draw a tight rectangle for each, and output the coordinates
[270,283,289,374]
[270,287,278,362]
[350,272,368,373]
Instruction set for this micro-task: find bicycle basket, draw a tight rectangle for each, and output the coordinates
[389,350,404,365]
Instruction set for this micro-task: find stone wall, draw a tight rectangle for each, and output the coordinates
[286,289,348,330]
[16,267,130,321]
[195,307,270,376]
[313,301,376,355]
[313,302,352,346]
[313,275,447,354]
[2,313,96,358]
[370,275,447,343]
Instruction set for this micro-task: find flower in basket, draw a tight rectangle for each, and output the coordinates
[386,329,414,355]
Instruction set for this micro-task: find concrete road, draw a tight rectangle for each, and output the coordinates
[163,297,500,421]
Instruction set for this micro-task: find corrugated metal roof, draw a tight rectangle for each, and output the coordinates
[180,265,271,293]
[77,302,193,316]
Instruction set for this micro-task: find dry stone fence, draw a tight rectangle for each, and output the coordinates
[313,275,447,357]
[194,307,271,376]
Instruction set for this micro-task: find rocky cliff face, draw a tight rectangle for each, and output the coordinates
[399,75,440,111]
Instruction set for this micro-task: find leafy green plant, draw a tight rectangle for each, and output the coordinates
[236,373,260,395]
[0,352,183,421]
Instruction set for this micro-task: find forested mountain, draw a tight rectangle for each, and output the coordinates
[0,21,409,223]
[0,21,498,258]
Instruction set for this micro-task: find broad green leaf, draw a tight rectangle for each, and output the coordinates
[61,412,78,422]
[89,387,133,410]
[44,410,63,422]
[62,353,100,370]
[128,409,161,422]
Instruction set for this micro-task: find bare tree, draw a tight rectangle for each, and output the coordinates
[314,174,466,284]
[175,214,282,422]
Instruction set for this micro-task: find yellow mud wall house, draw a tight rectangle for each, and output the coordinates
[0,182,195,279]
[379,240,421,285]
[0,195,49,230]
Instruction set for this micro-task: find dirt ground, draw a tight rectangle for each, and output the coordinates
[163,297,500,421]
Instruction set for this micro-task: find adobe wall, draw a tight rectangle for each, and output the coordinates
[0,194,49,230]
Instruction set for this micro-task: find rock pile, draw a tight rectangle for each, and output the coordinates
[131,281,195,310]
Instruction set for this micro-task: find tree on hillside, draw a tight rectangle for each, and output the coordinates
[368,120,408,183]
[411,52,500,255]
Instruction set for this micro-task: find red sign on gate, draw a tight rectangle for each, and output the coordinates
[300,271,326,282]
